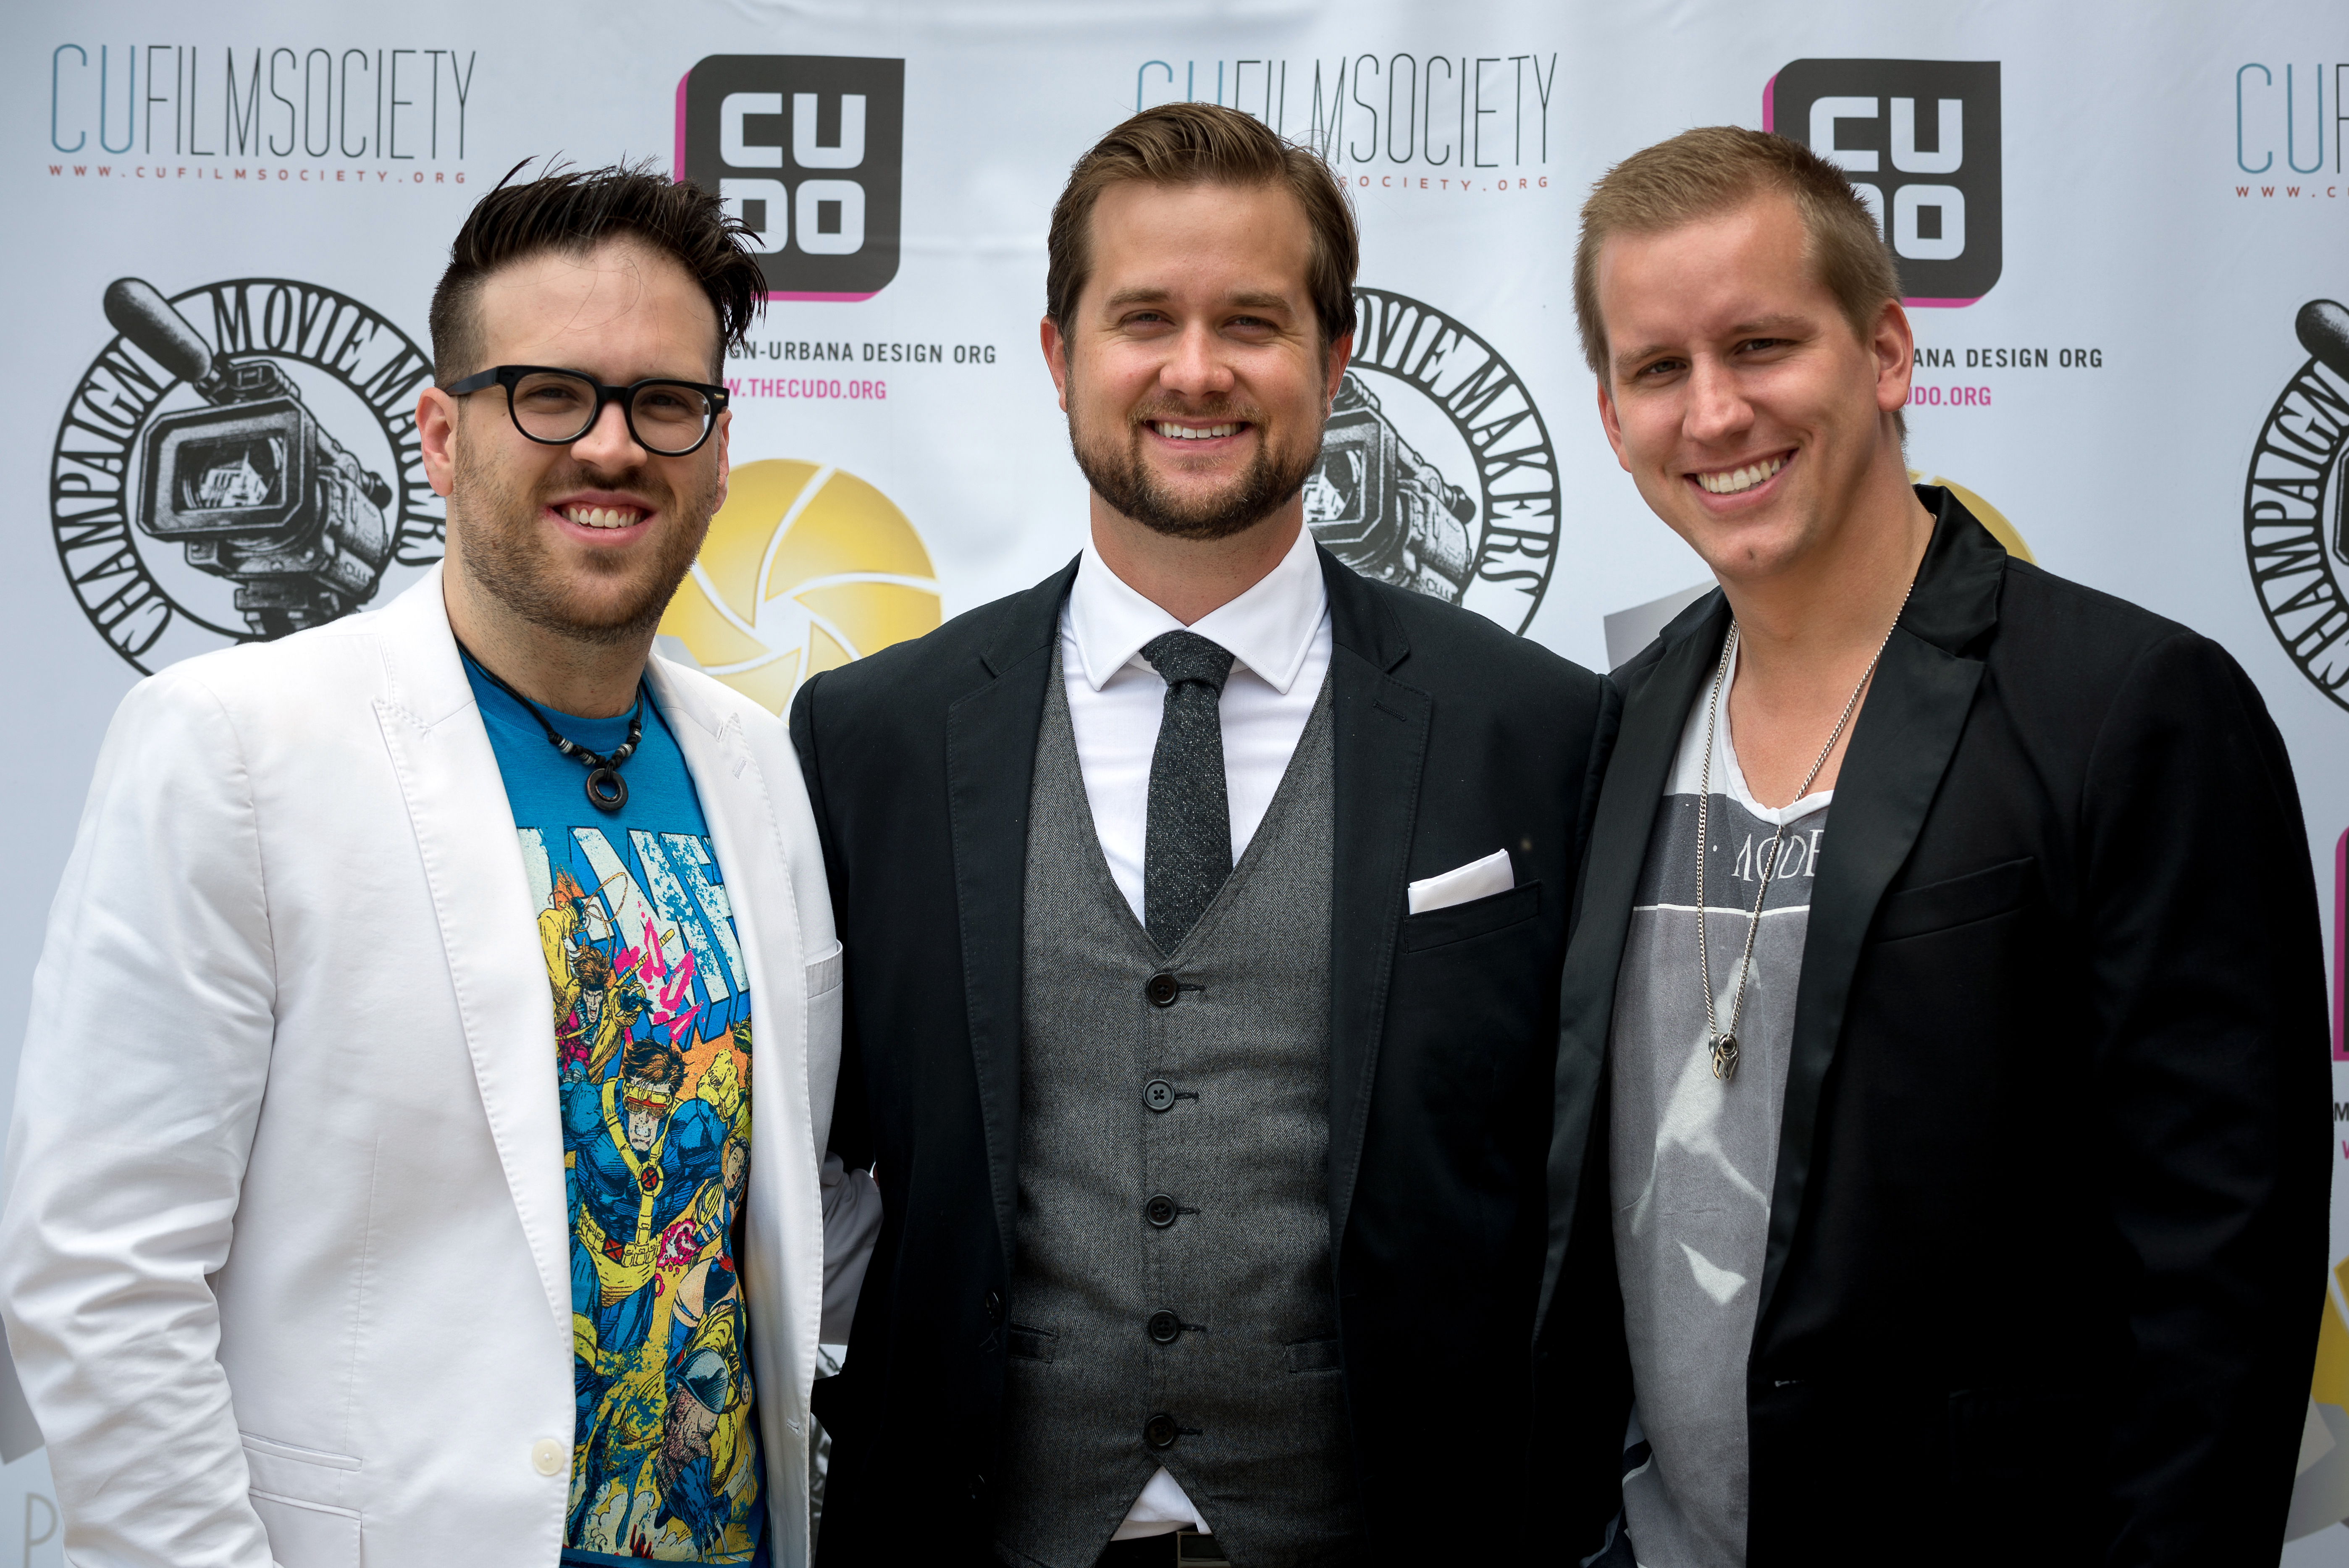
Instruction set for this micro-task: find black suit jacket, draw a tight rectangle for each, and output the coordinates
[793,545,1624,1562]
[1541,490,2330,1566]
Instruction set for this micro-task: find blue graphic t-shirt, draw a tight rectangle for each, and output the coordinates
[465,660,766,1565]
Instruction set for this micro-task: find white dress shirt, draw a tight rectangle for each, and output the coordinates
[1055,520,1332,1539]
[1061,521,1333,928]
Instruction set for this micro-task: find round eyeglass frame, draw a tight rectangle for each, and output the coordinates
[442,364,730,456]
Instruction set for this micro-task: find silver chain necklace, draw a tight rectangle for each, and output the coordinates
[1695,582,1914,1082]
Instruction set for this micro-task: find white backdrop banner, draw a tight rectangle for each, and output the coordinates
[4,0,2347,1558]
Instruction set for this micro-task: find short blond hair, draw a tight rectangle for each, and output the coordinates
[1573,126,1903,388]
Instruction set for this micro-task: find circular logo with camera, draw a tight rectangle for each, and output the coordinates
[2245,299,2349,711]
[50,277,444,674]
[1307,288,1561,634]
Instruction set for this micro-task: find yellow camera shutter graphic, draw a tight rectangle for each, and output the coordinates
[660,459,942,714]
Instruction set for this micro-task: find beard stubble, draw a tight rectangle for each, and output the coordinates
[1067,382,1323,542]
[449,426,719,648]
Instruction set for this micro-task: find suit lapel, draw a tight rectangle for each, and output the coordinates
[369,569,572,1334]
[651,661,828,1464]
[948,560,1078,1277]
[1536,592,1728,1329]
[1754,493,2004,1330]
[649,662,808,1212]
[649,663,802,1057]
[1319,550,1430,1264]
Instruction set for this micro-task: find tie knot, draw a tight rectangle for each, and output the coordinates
[1142,631,1235,692]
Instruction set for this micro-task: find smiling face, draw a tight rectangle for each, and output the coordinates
[1045,179,1347,541]
[1594,194,1914,590]
[423,237,731,647]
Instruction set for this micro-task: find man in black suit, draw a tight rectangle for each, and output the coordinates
[1545,124,2329,1566]
[793,103,1622,1564]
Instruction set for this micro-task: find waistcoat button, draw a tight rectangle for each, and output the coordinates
[1145,1194,1178,1228]
[1147,1308,1183,1344]
[1143,1413,1181,1450]
[530,1437,564,1476]
[984,1290,1004,1323]
[1143,1079,1176,1112]
[1144,972,1180,1007]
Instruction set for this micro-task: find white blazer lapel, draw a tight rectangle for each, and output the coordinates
[648,660,824,1529]
[646,664,811,1157]
[370,569,572,1335]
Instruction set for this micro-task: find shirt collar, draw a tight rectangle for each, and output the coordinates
[1066,523,1328,695]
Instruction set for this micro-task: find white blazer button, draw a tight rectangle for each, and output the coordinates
[531,1439,564,1476]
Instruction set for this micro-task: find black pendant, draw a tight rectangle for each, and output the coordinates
[585,767,629,813]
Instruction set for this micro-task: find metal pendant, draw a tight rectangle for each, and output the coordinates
[1709,1033,1740,1082]
[584,767,628,813]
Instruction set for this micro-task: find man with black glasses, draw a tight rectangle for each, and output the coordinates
[0,164,874,1567]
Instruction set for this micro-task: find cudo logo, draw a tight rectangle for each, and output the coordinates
[658,458,940,713]
[2244,300,2349,711]
[51,276,441,673]
[1767,59,2003,306]
[677,55,905,302]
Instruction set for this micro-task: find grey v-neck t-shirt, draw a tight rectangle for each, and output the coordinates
[1609,640,1829,1568]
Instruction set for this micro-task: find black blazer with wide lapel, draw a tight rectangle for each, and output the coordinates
[1542,490,2329,1566]
[945,565,1070,1290]
[797,545,1619,1561]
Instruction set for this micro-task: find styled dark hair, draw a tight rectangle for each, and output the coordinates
[1045,103,1358,350]
[429,159,766,383]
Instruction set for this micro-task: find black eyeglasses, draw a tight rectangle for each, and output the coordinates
[443,364,730,456]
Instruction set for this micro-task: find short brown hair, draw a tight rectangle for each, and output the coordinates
[429,160,766,384]
[620,1037,687,1089]
[1573,126,1903,384]
[1045,103,1358,349]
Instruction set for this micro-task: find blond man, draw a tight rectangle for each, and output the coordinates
[1544,126,2327,1567]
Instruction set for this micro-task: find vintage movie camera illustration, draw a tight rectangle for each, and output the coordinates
[105,278,398,638]
[1304,371,1479,603]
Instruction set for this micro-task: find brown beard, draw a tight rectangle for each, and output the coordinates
[448,424,719,648]
[1067,390,1322,543]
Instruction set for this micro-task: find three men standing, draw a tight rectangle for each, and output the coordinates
[0,103,2330,1568]
[794,105,1619,1563]
[1551,126,2328,1565]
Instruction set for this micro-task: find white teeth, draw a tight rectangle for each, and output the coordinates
[562,505,640,529]
[1155,422,1239,440]
[1698,455,1787,495]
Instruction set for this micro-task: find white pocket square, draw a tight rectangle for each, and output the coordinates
[1407,847,1514,915]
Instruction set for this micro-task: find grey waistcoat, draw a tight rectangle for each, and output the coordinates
[993,653,1362,1568]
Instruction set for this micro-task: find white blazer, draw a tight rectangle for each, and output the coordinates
[0,569,861,1567]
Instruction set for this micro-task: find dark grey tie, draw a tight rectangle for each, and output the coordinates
[1141,630,1236,952]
